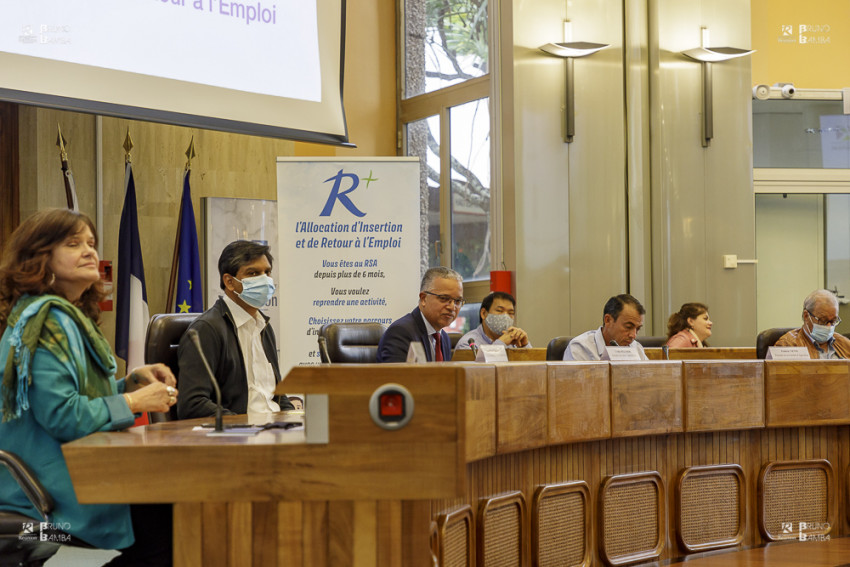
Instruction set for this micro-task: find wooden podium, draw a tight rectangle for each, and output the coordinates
[62,360,850,566]
[62,364,468,566]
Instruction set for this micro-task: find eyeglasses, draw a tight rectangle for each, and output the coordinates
[807,311,841,327]
[423,291,465,307]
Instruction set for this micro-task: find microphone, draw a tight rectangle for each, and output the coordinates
[608,339,619,347]
[467,338,479,358]
[187,329,223,433]
[661,344,670,360]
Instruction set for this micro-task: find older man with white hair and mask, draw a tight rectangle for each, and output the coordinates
[775,289,850,359]
[456,291,531,352]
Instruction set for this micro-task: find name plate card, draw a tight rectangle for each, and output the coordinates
[475,344,508,362]
[766,346,810,360]
[606,346,642,361]
[406,342,428,363]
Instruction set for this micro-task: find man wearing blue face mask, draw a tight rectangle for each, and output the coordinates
[455,291,531,353]
[775,289,850,359]
[176,240,294,419]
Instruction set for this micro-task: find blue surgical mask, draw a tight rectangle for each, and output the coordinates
[810,322,834,344]
[234,274,275,308]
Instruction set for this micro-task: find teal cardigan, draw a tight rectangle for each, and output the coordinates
[0,307,137,549]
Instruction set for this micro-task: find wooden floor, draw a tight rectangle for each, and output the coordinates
[657,537,850,566]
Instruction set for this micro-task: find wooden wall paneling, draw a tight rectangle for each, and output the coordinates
[377,501,403,567]
[610,361,683,437]
[0,101,19,249]
[328,501,354,567]
[228,502,252,566]
[275,502,302,566]
[302,502,329,567]
[683,361,764,432]
[353,501,378,567]
[202,502,229,567]
[764,361,850,427]
[844,426,850,535]
[173,502,203,567]
[463,365,496,462]
[495,363,548,454]
[547,362,611,444]
[249,502,276,565]
[403,501,433,567]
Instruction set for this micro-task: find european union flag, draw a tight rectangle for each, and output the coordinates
[175,170,203,313]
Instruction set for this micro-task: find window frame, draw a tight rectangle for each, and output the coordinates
[398,0,495,303]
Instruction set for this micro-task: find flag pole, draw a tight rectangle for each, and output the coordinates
[166,137,195,312]
[56,124,79,210]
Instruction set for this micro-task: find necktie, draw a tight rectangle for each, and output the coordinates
[433,332,443,361]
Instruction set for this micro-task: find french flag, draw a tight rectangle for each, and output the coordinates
[116,162,150,423]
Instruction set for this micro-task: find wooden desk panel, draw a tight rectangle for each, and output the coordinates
[645,347,757,360]
[684,361,764,431]
[463,364,496,462]
[610,361,683,437]
[282,364,461,445]
[451,347,546,361]
[495,363,548,454]
[764,360,850,427]
[547,362,611,443]
[58,362,850,567]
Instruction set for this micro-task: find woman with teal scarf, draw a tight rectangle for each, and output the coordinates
[0,209,178,566]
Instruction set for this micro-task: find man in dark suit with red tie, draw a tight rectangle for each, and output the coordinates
[376,267,464,362]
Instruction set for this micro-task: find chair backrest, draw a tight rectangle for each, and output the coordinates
[448,332,463,349]
[756,327,795,359]
[546,336,572,361]
[319,322,387,363]
[637,336,668,348]
[144,313,200,421]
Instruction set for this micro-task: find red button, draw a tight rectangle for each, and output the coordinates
[380,393,404,417]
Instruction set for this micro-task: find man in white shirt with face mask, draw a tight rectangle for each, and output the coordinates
[456,291,531,353]
[177,240,294,419]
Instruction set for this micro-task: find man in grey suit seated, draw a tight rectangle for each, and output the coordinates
[564,294,647,361]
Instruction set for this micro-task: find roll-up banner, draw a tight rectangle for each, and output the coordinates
[277,157,421,373]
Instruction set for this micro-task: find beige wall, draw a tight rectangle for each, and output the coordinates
[502,0,756,346]
[16,0,398,371]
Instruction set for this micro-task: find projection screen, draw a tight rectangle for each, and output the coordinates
[0,0,350,146]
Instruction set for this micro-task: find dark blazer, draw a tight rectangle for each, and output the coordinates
[176,297,293,419]
[376,306,451,362]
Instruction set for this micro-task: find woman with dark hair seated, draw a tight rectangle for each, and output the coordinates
[0,209,176,566]
[665,302,712,348]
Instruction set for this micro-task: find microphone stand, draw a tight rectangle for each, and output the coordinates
[188,329,223,432]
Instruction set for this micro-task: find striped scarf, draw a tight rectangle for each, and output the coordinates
[1,295,116,421]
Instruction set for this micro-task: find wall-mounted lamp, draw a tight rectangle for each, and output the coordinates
[682,27,754,147]
[540,22,608,143]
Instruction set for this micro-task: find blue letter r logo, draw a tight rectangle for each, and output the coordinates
[319,169,366,217]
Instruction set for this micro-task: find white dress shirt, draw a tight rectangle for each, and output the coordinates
[223,295,280,413]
